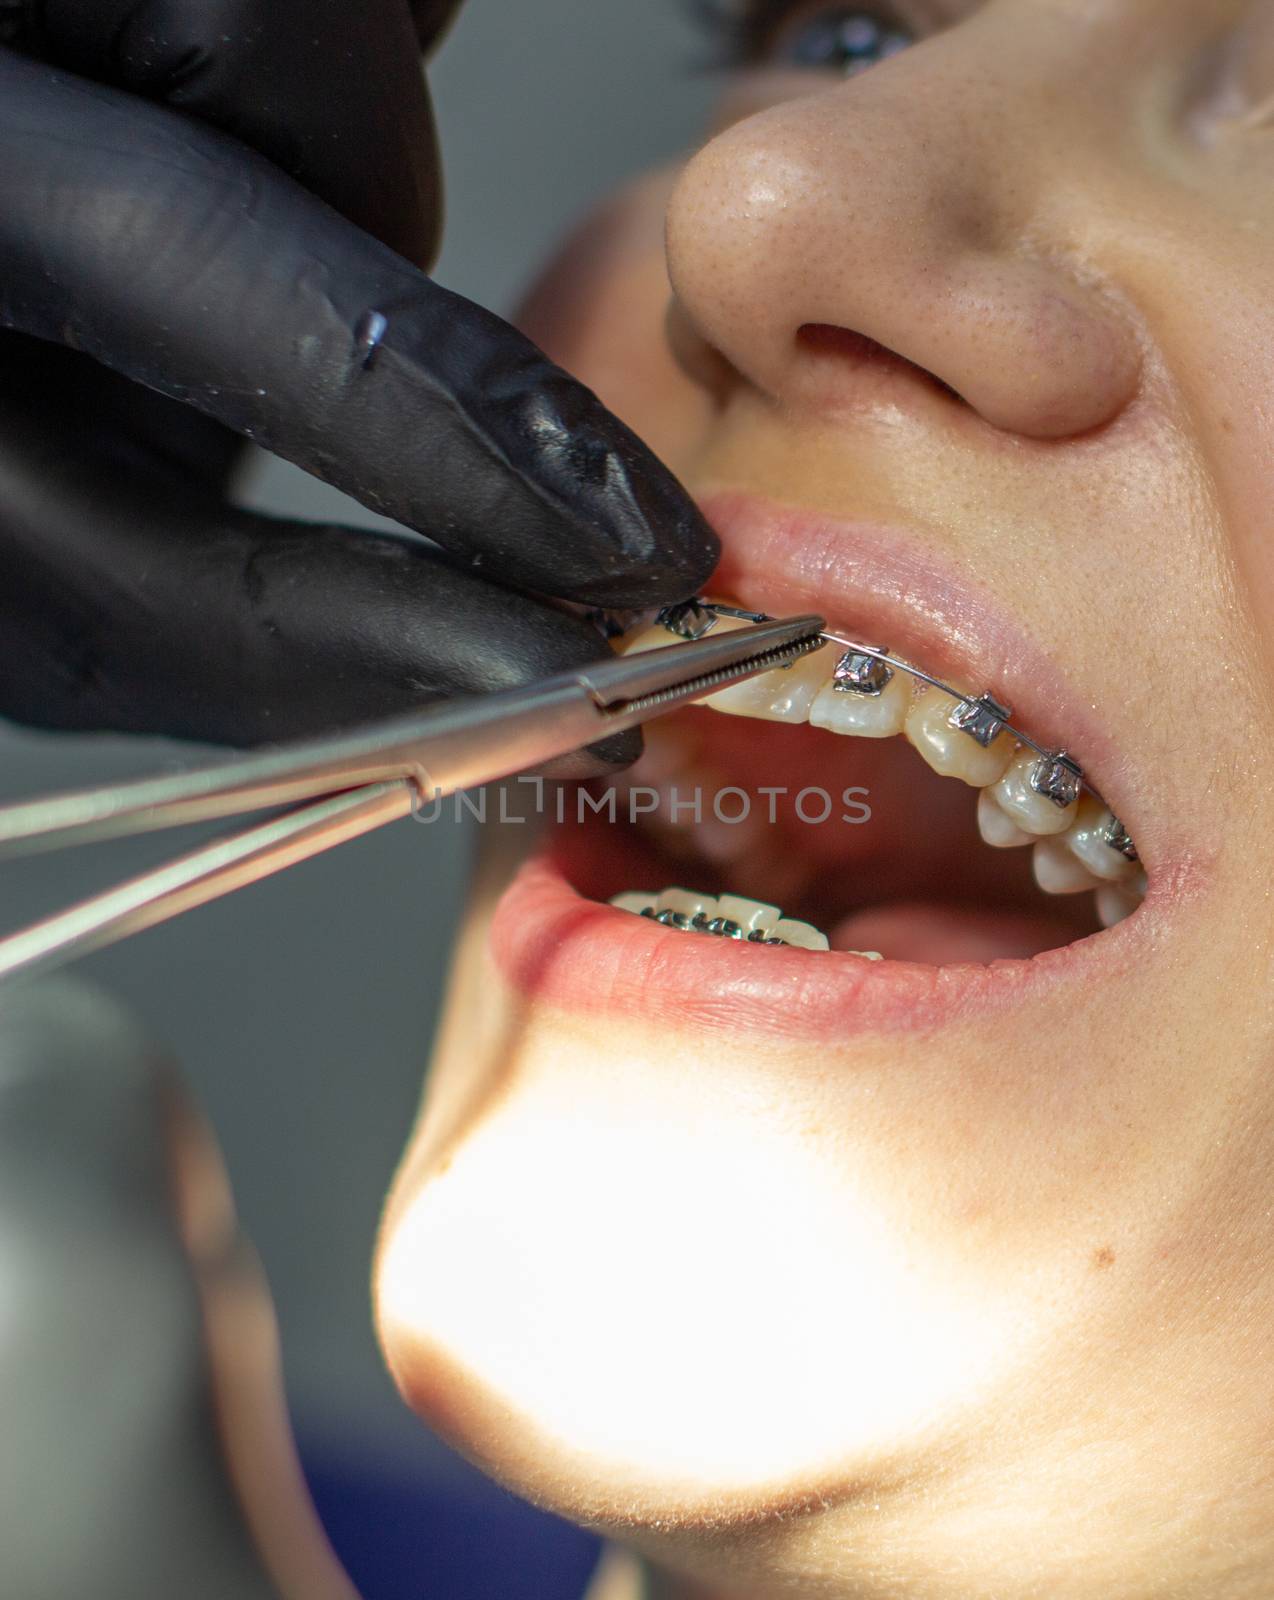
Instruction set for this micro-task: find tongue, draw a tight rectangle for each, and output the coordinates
[830,902,1094,963]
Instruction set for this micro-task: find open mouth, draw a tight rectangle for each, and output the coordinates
[550,601,1142,965]
[489,494,1156,1033]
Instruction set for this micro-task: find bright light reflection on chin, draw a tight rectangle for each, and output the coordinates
[377,1029,1025,1502]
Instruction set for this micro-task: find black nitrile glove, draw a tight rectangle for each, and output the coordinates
[0,2,718,764]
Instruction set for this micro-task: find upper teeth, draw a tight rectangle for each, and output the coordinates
[833,648,894,695]
[989,749,1078,835]
[1064,796,1140,877]
[811,660,910,737]
[905,689,1014,788]
[656,599,722,641]
[976,787,1035,849]
[614,603,1146,927]
[948,693,1013,747]
[702,637,831,723]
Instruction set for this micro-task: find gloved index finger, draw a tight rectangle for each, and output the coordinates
[0,53,720,610]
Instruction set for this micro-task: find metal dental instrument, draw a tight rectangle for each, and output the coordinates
[0,613,826,986]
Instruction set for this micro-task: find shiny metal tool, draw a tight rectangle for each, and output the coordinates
[0,615,825,985]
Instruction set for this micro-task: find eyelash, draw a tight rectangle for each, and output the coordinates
[686,1,916,72]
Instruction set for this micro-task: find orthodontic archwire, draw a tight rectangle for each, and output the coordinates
[635,598,1137,862]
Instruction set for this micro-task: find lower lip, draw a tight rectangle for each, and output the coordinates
[488,853,1154,1043]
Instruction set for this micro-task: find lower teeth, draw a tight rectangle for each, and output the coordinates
[609,889,882,957]
[646,907,788,946]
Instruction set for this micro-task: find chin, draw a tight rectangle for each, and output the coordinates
[375,996,1030,1529]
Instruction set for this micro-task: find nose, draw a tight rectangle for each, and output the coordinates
[665,34,1143,441]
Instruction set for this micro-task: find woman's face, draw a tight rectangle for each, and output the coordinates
[377,3,1274,1594]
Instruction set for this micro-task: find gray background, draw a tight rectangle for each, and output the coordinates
[0,1,717,1476]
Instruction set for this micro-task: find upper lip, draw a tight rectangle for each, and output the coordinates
[700,487,1169,866]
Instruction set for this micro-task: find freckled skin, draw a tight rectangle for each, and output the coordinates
[378,3,1274,1597]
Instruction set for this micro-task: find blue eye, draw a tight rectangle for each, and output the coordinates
[770,7,914,73]
[689,3,916,76]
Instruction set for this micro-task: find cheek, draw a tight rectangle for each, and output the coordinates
[1144,227,1274,688]
[515,169,717,479]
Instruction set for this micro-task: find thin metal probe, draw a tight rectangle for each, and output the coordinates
[0,615,827,984]
[0,617,825,860]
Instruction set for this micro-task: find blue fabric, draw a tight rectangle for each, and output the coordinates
[302,1443,604,1600]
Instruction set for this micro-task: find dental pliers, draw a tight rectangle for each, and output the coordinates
[0,615,826,985]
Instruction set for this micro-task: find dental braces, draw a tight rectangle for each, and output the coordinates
[653,598,1136,863]
[641,905,792,945]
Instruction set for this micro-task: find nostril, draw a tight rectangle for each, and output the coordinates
[796,324,966,405]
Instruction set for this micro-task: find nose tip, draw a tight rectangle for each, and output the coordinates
[665,82,1142,442]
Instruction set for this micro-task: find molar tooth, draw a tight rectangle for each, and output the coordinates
[1032,837,1100,896]
[848,950,884,961]
[990,750,1079,836]
[771,917,831,952]
[977,788,1033,849]
[703,643,832,724]
[809,663,910,737]
[716,894,782,935]
[609,891,657,916]
[1095,870,1147,929]
[905,689,1014,787]
[1062,796,1139,882]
